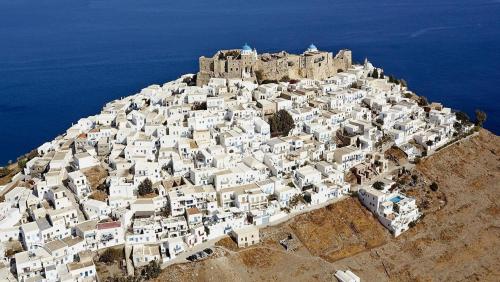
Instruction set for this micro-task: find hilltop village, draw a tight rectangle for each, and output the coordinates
[0,44,470,282]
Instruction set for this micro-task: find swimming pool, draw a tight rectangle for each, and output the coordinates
[390,196,403,203]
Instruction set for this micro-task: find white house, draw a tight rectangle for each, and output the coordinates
[230,226,260,248]
[67,170,91,199]
[333,146,365,172]
[82,199,111,221]
[96,221,125,249]
[133,244,161,267]
[358,187,420,236]
[73,152,100,170]
[20,222,43,251]
[293,165,322,190]
[47,187,72,210]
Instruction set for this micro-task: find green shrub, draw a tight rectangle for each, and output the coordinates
[430,182,439,192]
[138,178,153,196]
[268,109,295,137]
[18,158,28,170]
[142,260,161,280]
[475,109,487,127]
[403,92,413,99]
[99,248,124,263]
[372,181,385,190]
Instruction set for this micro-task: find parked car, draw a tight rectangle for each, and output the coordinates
[186,248,214,262]
[186,254,197,262]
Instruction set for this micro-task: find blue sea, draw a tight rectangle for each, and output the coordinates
[0,0,499,164]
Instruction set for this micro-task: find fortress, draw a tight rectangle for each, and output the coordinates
[196,44,352,86]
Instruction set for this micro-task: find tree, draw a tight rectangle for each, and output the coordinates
[397,177,407,186]
[138,178,153,196]
[268,109,295,136]
[430,182,439,192]
[182,75,197,86]
[99,248,123,263]
[371,68,379,79]
[254,70,264,84]
[160,208,170,218]
[379,72,385,79]
[455,111,470,124]
[0,167,10,178]
[17,158,28,170]
[372,181,385,190]
[289,194,306,208]
[453,121,463,132]
[475,109,487,127]
[142,260,161,280]
[411,174,418,183]
[99,249,113,263]
[417,96,429,107]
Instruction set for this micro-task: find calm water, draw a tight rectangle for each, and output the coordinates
[1,0,499,164]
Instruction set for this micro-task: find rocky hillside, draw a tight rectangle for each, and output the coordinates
[332,129,500,281]
[156,129,500,282]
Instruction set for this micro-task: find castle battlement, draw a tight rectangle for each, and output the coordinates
[196,44,352,86]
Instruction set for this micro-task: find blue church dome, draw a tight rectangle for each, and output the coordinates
[242,43,252,51]
[307,43,318,52]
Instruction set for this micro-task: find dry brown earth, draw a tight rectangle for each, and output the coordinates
[153,130,500,282]
[82,166,108,190]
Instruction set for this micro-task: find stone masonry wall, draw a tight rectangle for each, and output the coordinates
[196,49,352,86]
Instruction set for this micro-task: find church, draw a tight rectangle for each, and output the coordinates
[196,44,352,86]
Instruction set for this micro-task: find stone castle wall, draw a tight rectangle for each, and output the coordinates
[196,48,352,86]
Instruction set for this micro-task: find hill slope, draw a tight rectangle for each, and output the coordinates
[156,129,500,282]
[332,129,500,281]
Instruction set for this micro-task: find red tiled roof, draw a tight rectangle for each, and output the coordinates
[97,221,121,230]
[186,207,201,215]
